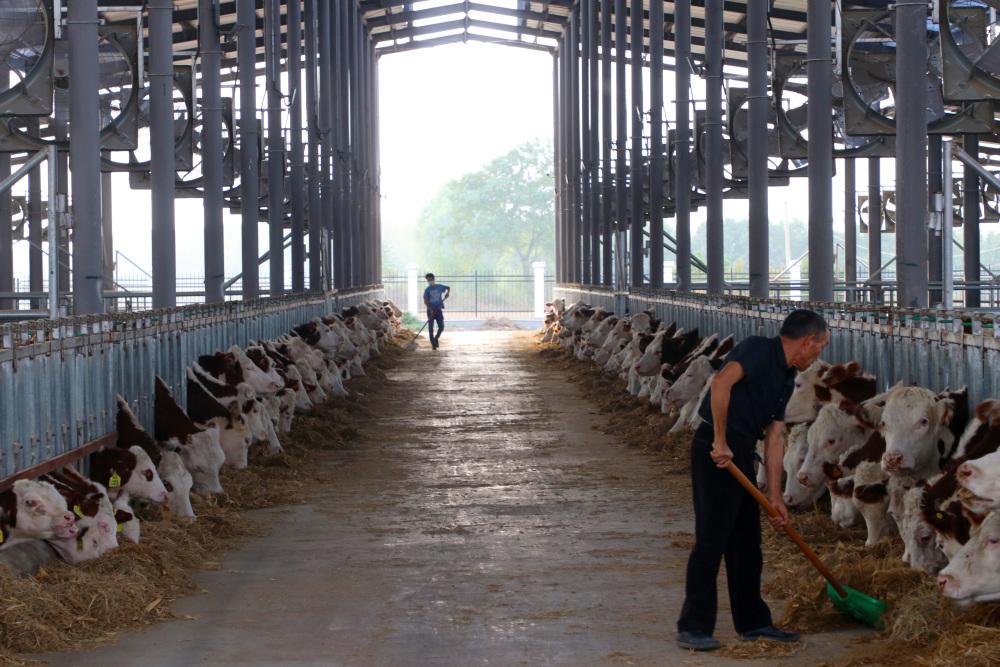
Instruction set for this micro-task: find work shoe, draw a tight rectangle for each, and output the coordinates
[431,339,438,350]
[739,626,800,643]
[676,631,721,651]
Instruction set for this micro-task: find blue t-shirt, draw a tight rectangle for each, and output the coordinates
[424,284,449,310]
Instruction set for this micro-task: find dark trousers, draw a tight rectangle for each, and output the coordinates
[427,308,445,342]
[676,423,772,636]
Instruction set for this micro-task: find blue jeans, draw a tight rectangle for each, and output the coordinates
[427,308,445,342]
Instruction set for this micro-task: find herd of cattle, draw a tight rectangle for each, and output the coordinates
[542,299,1000,606]
[0,300,402,565]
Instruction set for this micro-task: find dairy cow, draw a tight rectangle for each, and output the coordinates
[880,386,968,481]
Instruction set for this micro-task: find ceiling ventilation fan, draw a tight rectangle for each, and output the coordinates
[841,8,995,135]
[0,0,54,117]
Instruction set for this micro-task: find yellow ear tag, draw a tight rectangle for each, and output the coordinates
[936,512,944,520]
[76,536,85,552]
[0,528,5,544]
[109,471,122,489]
[73,504,84,518]
[116,523,124,533]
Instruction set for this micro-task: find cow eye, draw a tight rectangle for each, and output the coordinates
[878,421,885,429]
[827,438,836,445]
[143,469,154,482]
[989,537,1000,545]
[918,418,929,427]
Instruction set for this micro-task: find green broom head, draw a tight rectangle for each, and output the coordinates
[826,581,889,629]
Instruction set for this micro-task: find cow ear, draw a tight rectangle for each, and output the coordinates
[845,361,861,376]
[937,397,956,426]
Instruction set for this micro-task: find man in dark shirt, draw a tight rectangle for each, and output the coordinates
[676,309,830,651]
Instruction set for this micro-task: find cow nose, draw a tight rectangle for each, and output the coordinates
[957,463,973,480]
[882,453,902,470]
[937,575,950,592]
[783,494,795,506]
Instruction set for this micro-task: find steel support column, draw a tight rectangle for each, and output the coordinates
[27,118,43,309]
[806,0,833,301]
[305,0,322,291]
[587,0,600,284]
[265,0,285,297]
[649,0,665,288]
[629,0,644,288]
[554,53,564,283]
[0,150,10,310]
[318,0,334,289]
[238,0,260,299]
[674,0,692,291]
[747,0,769,297]
[288,0,305,293]
[68,0,103,314]
[332,0,346,289]
[200,0,225,304]
[705,0,725,293]
[963,134,980,308]
[149,0,176,309]
[600,0,612,285]
[339,1,353,288]
[895,0,929,307]
[844,158,857,301]
[613,0,626,290]
[928,135,943,305]
[868,157,882,302]
[348,4,361,287]
[100,153,113,298]
[570,8,582,283]
[580,2,592,285]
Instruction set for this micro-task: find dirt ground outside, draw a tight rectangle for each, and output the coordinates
[35,330,884,666]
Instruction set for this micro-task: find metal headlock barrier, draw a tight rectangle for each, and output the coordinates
[555,284,1000,410]
[0,286,384,489]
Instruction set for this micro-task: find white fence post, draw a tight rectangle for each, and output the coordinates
[533,261,546,318]
[407,264,419,316]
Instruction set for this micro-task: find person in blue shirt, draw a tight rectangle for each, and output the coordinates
[422,273,450,350]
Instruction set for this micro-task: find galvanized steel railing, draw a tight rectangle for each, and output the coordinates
[0,286,384,487]
[555,285,1000,409]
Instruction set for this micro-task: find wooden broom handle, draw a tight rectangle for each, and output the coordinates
[725,461,848,598]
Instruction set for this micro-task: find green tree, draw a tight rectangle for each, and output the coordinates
[414,140,555,274]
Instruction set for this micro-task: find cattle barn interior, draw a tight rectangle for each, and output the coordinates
[1,1,1000,665]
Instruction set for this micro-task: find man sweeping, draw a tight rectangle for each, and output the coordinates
[676,309,829,651]
[423,273,450,350]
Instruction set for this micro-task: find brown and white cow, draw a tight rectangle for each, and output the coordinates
[782,424,828,507]
[880,386,968,481]
[958,450,1000,512]
[116,395,196,518]
[850,461,896,546]
[186,366,255,470]
[90,445,169,506]
[42,468,119,561]
[0,479,78,549]
[937,511,1000,604]
[783,361,877,425]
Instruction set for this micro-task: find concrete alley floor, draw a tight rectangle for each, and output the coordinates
[43,331,862,667]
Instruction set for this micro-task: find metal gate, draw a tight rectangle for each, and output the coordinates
[383,271,554,319]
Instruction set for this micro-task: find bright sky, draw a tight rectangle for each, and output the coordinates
[8,41,885,287]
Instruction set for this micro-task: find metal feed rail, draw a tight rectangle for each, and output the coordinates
[0,286,384,490]
[555,285,1000,410]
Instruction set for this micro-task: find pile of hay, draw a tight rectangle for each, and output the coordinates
[762,507,1000,665]
[0,338,405,663]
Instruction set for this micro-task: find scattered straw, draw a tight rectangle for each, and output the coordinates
[716,639,806,660]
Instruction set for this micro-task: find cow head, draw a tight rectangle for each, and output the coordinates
[958,450,1000,513]
[937,511,1000,604]
[896,485,949,574]
[2,479,77,542]
[783,424,827,508]
[230,346,283,394]
[880,387,957,479]
[799,402,870,488]
[157,450,195,519]
[663,356,715,411]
